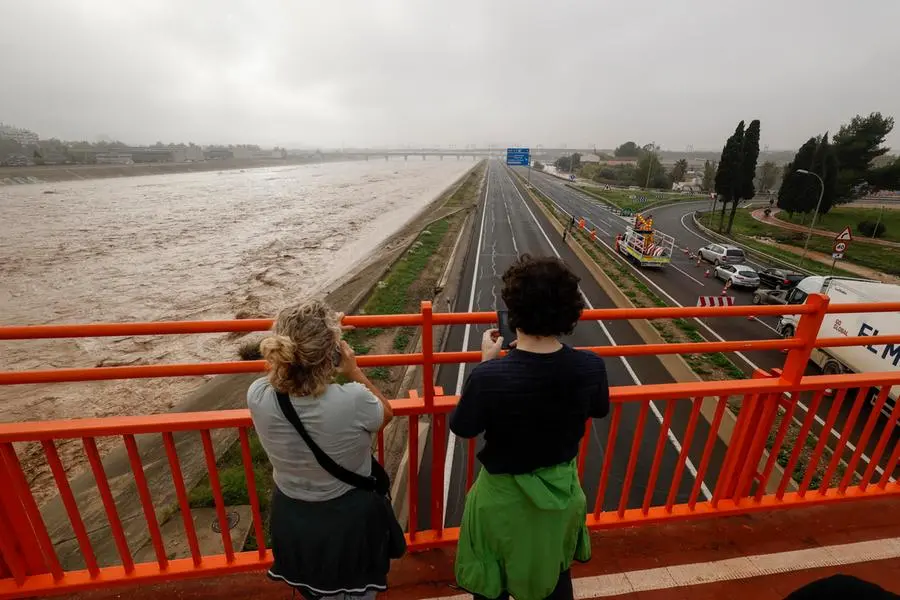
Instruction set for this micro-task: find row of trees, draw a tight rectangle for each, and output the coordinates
[777,112,900,218]
[554,153,581,172]
[1,137,268,165]
[713,120,761,234]
[558,143,675,189]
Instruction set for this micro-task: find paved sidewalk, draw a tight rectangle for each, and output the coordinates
[66,498,900,600]
[750,208,900,249]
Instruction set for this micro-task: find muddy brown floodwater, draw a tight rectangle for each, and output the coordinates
[0,159,472,493]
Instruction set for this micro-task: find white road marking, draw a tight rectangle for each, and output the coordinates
[442,165,491,523]
[414,535,900,600]
[506,170,712,500]
[670,263,706,286]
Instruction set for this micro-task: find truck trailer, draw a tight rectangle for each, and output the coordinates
[777,276,900,406]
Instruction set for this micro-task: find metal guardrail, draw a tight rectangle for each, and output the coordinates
[2,298,900,598]
[691,209,817,275]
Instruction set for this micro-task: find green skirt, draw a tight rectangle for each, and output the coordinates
[455,460,591,600]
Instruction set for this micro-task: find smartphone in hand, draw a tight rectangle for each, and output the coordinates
[497,310,517,350]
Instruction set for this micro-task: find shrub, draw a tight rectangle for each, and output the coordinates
[237,339,263,360]
[857,220,887,238]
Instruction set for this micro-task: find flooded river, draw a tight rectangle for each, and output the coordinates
[0,159,472,431]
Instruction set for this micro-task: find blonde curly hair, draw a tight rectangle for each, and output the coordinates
[259,300,341,397]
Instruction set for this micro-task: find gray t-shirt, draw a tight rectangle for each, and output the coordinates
[247,377,384,502]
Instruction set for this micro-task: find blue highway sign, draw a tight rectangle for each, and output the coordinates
[506,147,530,166]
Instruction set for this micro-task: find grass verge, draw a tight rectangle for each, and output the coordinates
[188,429,273,551]
[700,209,896,277]
[573,184,704,213]
[778,206,900,244]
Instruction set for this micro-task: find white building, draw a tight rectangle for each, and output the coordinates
[672,171,703,193]
[96,152,134,165]
[0,124,39,146]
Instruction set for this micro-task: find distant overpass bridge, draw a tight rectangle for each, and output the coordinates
[322,148,594,161]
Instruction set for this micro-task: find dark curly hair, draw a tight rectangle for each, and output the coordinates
[501,255,584,337]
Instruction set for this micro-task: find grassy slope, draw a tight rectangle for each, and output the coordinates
[576,185,704,212]
[778,206,900,244]
[700,210,895,277]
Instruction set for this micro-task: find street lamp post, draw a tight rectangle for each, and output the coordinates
[796,169,824,267]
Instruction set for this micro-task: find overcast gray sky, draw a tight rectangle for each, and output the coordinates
[2,0,899,150]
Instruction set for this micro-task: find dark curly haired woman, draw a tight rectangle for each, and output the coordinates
[450,255,610,600]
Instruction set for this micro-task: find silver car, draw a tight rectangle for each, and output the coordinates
[699,243,746,265]
[753,288,788,305]
[715,264,760,288]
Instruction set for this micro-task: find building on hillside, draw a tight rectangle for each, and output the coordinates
[230,147,285,160]
[171,146,204,162]
[204,147,234,160]
[601,158,638,166]
[96,152,134,165]
[0,124,39,146]
[672,172,703,193]
[39,152,71,165]
[579,153,603,164]
[1,154,32,167]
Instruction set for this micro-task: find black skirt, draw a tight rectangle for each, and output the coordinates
[267,486,402,596]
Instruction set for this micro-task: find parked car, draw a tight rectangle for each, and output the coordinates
[698,243,746,265]
[752,288,788,305]
[758,268,806,290]
[714,264,760,288]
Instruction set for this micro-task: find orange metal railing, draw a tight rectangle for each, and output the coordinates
[1,295,900,598]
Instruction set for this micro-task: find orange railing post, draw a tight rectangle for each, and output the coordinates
[781,293,830,385]
[0,446,52,579]
[422,301,445,533]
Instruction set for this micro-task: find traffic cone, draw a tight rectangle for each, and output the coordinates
[704,269,710,278]
[683,248,689,255]
[721,287,728,296]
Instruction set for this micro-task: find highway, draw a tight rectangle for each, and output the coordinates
[523,169,899,487]
[418,160,729,530]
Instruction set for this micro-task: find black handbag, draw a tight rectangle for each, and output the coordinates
[275,391,406,558]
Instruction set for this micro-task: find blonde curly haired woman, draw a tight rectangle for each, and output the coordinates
[248,300,403,600]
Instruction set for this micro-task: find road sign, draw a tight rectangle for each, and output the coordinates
[506,147,530,166]
[832,253,844,259]
[833,241,847,254]
[835,226,853,242]
[697,296,735,307]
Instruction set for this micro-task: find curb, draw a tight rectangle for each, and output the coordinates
[691,211,815,275]
[390,165,488,524]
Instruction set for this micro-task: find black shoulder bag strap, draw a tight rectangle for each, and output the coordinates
[274,391,378,492]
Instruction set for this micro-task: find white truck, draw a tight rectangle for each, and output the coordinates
[777,276,900,406]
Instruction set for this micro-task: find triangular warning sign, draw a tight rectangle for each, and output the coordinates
[835,226,853,242]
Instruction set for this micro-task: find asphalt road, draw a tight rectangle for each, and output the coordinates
[523,169,899,486]
[417,160,729,530]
